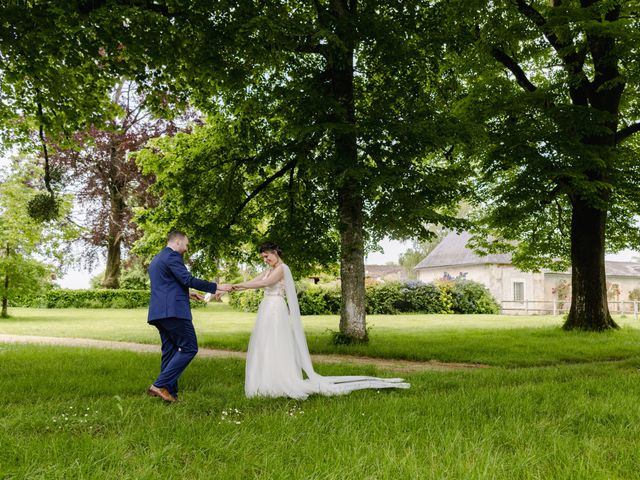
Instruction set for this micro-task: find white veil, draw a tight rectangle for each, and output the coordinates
[281,264,410,394]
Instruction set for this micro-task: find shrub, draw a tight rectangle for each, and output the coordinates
[43,289,151,308]
[227,279,500,316]
[229,290,263,312]
[298,287,329,315]
[435,281,455,314]
[450,280,500,314]
[398,281,444,313]
[120,265,151,290]
[323,288,342,314]
[365,282,404,314]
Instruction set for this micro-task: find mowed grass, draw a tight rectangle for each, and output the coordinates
[2,304,640,367]
[2,345,640,479]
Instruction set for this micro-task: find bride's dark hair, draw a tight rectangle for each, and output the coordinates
[259,241,283,257]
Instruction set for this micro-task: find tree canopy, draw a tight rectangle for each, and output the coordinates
[448,0,640,330]
[0,157,77,316]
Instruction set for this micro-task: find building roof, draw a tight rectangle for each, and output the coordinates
[414,231,512,269]
[364,264,407,278]
[415,231,640,277]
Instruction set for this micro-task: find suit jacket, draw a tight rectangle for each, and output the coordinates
[147,247,218,322]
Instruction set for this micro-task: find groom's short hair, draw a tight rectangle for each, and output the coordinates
[167,231,187,243]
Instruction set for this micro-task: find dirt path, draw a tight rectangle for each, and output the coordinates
[0,334,489,373]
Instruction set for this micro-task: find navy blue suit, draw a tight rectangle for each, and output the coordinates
[148,247,218,397]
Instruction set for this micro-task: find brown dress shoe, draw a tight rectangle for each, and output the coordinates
[147,385,177,402]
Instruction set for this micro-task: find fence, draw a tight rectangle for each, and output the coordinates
[501,300,640,320]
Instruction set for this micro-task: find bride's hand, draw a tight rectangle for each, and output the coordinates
[213,291,226,301]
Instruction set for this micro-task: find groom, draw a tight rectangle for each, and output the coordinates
[147,231,230,402]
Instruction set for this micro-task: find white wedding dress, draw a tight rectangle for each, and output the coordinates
[244,264,410,399]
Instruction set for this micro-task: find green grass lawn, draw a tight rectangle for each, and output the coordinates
[2,344,640,479]
[3,307,640,478]
[2,304,640,367]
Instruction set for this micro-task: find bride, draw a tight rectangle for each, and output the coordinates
[228,242,410,400]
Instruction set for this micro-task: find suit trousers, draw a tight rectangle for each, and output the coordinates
[150,317,199,397]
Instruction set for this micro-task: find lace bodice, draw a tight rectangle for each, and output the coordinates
[263,270,285,297]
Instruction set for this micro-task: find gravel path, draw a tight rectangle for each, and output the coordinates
[0,334,489,373]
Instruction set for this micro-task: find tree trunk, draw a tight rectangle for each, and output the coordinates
[327,0,366,341]
[563,197,618,330]
[102,147,126,289]
[2,273,8,318]
[102,234,122,289]
[561,2,623,330]
[338,181,367,341]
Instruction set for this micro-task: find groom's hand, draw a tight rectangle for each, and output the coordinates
[189,292,205,301]
[217,283,232,292]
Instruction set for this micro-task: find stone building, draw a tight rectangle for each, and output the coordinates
[415,231,640,314]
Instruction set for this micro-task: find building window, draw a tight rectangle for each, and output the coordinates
[513,282,525,303]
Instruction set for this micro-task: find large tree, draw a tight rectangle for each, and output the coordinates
[2,1,468,340]
[451,0,640,330]
[132,1,468,341]
[0,0,125,219]
[52,82,186,288]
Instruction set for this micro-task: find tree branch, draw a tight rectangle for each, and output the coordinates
[223,158,298,230]
[617,122,640,143]
[490,46,537,92]
[36,101,54,196]
[513,0,590,105]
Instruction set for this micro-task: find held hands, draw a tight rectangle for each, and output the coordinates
[203,283,247,303]
[212,283,233,301]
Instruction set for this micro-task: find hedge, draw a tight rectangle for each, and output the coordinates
[11,289,206,309]
[229,279,500,315]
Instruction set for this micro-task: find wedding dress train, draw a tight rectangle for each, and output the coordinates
[244,264,410,399]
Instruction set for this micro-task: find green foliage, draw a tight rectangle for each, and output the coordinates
[22,289,206,309]
[90,272,105,290]
[297,286,330,316]
[228,290,263,313]
[229,279,499,316]
[27,192,61,222]
[449,280,500,315]
[398,282,446,314]
[119,264,150,290]
[125,1,470,282]
[0,157,78,316]
[91,263,151,291]
[365,282,405,315]
[435,281,455,315]
[447,0,640,267]
[41,289,150,309]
